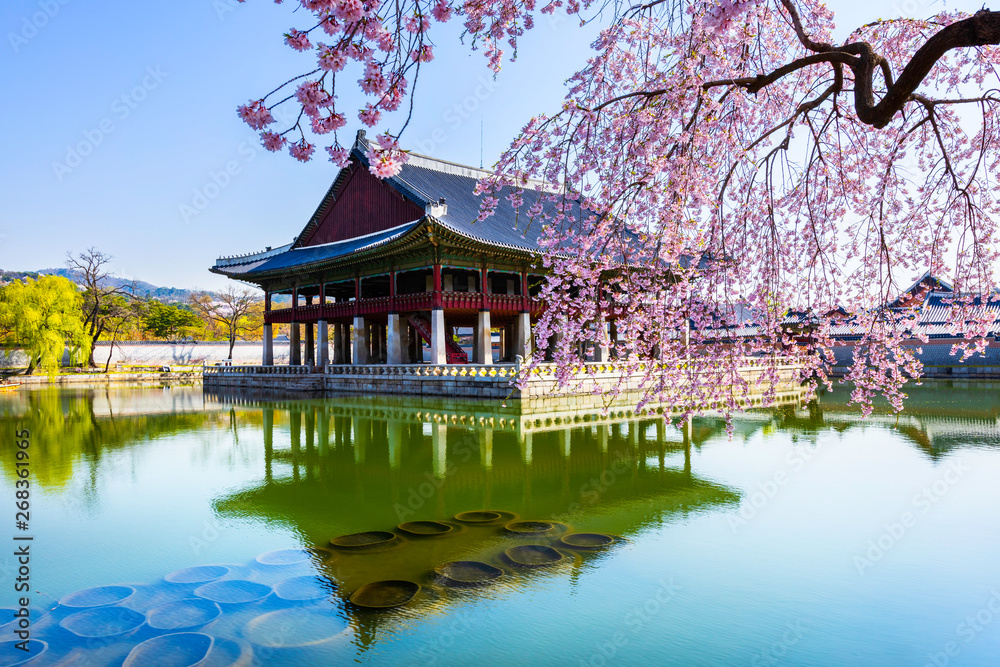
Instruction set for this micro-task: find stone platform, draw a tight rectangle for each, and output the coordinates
[203,358,808,412]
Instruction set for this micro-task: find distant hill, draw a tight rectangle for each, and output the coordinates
[0,268,203,303]
[0,269,288,304]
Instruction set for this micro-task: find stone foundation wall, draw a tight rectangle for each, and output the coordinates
[204,360,806,407]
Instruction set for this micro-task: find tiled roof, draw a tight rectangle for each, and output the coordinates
[213,222,419,276]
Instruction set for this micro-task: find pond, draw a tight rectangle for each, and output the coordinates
[1,382,999,665]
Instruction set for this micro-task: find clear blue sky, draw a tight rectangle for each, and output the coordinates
[0,0,961,290]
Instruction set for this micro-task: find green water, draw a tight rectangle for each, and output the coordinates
[1,383,999,665]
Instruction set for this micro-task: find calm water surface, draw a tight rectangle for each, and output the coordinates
[1,383,999,666]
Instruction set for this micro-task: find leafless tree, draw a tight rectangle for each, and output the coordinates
[190,286,263,359]
[66,248,136,367]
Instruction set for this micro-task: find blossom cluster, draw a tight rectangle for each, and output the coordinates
[239,0,1000,414]
[237,0,584,175]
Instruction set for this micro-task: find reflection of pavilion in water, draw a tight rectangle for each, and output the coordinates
[728,381,1000,459]
[209,392,740,650]
[212,392,739,538]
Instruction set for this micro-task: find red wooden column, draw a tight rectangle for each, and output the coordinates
[430,263,445,363]
[432,263,442,308]
[354,278,361,316]
[520,271,528,311]
[389,270,396,313]
[264,290,272,313]
[480,264,489,311]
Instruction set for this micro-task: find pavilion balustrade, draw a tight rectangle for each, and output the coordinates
[263,292,542,325]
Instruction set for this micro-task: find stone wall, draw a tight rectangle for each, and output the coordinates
[0,341,286,369]
[204,360,807,408]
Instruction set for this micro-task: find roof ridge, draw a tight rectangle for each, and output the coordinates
[353,129,556,192]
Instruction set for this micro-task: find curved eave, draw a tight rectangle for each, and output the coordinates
[430,216,541,263]
[211,219,431,282]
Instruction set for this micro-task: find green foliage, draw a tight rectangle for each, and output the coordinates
[142,300,204,339]
[0,276,90,375]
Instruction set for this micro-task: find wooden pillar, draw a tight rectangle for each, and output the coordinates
[432,263,442,307]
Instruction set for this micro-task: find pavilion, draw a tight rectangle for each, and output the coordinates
[211,131,554,368]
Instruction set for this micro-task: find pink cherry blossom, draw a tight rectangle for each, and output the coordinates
[317,44,347,71]
[236,99,273,130]
[260,130,287,152]
[284,27,312,51]
[289,138,315,162]
[326,145,351,167]
[410,45,434,62]
[358,104,381,126]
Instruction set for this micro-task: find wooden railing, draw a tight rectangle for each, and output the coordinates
[264,291,543,324]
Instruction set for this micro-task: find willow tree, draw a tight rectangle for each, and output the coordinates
[0,276,91,375]
[237,0,1000,414]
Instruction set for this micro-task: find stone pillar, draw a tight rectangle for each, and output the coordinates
[561,429,572,458]
[289,323,301,365]
[387,313,403,365]
[317,320,329,367]
[593,321,611,361]
[475,310,492,364]
[304,322,315,366]
[262,323,273,366]
[516,312,531,359]
[352,317,368,364]
[430,308,446,364]
[598,424,608,453]
[333,324,344,364]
